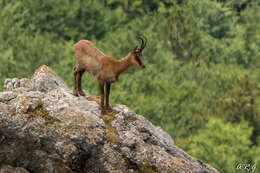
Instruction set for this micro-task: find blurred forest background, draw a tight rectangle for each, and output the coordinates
[0,0,259,172]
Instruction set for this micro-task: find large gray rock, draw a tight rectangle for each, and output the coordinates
[0,65,219,173]
[0,165,29,173]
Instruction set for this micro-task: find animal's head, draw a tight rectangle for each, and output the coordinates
[130,37,147,69]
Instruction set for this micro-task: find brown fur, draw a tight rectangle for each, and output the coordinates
[73,38,147,110]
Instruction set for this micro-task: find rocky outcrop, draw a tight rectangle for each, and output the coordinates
[0,65,219,173]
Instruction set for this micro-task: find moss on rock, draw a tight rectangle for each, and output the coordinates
[26,101,60,124]
[123,156,158,173]
[101,110,120,144]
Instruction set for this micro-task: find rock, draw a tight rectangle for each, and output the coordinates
[0,65,219,173]
[0,165,29,173]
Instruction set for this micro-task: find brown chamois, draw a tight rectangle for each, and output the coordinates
[73,37,147,110]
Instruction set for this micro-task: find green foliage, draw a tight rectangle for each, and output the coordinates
[0,0,119,41]
[239,0,260,69]
[104,0,175,14]
[186,118,260,173]
[0,21,73,87]
[0,0,259,171]
[165,0,259,67]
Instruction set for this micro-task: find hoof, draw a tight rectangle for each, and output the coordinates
[73,91,79,96]
[100,106,105,113]
[105,105,112,111]
[79,90,86,96]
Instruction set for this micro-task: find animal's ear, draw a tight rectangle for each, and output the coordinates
[132,46,138,53]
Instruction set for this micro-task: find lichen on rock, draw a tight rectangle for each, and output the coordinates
[0,65,219,173]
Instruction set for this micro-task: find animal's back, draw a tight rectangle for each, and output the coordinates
[74,40,105,76]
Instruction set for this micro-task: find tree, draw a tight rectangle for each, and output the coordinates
[186,118,259,173]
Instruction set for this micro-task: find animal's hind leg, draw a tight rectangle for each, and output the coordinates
[98,80,105,111]
[78,71,86,96]
[73,66,79,96]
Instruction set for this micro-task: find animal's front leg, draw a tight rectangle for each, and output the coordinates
[98,80,105,110]
[105,82,112,110]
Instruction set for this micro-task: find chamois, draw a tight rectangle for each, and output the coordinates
[73,37,147,110]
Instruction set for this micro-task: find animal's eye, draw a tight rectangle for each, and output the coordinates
[135,52,140,57]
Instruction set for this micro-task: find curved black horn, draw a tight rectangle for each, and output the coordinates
[143,36,147,50]
[138,36,147,51]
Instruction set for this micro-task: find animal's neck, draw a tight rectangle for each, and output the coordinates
[115,54,132,75]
